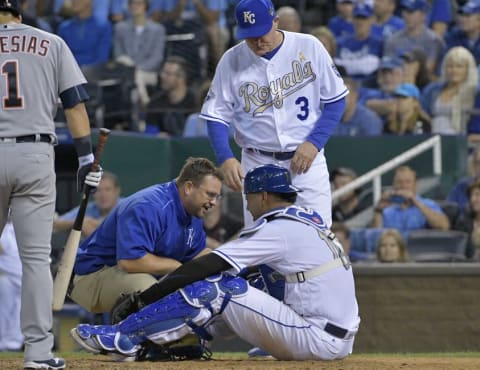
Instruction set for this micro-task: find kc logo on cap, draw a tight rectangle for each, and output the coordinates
[235,0,276,39]
[243,11,256,24]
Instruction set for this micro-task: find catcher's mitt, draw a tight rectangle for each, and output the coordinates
[135,335,212,361]
[110,291,145,324]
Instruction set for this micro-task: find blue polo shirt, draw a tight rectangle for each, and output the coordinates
[334,104,383,136]
[371,16,405,39]
[57,15,112,66]
[74,181,206,275]
[382,196,444,231]
[328,16,354,39]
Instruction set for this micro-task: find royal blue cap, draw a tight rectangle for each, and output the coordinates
[353,3,374,18]
[244,164,302,194]
[235,0,277,39]
[0,0,20,16]
[394,83,420,99]
[458,1,480,14]
[400,0,428,11]
[379,56,403,70]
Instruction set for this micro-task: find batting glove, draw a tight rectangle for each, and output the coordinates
[77,164,103,193]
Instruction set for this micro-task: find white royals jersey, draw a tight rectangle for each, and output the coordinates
[200,31,348,152]
[213,206,359,330]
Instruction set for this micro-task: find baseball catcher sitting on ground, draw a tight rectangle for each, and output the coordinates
[70,164,360,361]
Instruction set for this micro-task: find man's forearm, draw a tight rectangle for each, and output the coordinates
[118,253,182,275]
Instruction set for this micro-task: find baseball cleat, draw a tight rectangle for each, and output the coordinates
[247,346,273,358]
[23,357,65,369]
[70,327,103,354]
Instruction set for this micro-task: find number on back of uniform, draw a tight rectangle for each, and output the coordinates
[2,60,24,109]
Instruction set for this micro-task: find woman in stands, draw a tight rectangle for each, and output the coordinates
[376,229,409,262]
[420,47,478,135]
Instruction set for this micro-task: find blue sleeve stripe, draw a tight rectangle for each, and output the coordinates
[212,250,242,272]
[321,88,349,103]
[60,84,90,109]
[307,98,346,150]
[199,113,230,126]
[207,120,235,164]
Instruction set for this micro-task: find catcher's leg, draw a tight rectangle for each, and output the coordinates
[71,273,248,357]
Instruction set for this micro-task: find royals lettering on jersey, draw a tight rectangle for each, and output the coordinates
[0,35,50,57]
[239,60,315,115]
[200,30,347,151]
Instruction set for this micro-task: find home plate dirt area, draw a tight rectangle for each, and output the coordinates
[2,354,480,370]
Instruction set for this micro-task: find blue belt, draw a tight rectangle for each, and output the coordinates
[247,148,296,160]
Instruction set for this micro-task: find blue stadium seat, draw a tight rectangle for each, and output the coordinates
[406,229,468,262]
[350,228,384,253]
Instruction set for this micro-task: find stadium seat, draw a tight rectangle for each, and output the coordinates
[406,229,468,262]
[350,228,384,253]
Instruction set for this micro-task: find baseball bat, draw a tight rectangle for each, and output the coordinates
[52,128,111,311]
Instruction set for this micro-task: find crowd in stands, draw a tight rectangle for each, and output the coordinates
[332,159,480,263]
[18,0,477,142]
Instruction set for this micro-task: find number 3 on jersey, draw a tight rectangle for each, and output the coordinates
[295,96,309,121]
[1,60,24,109]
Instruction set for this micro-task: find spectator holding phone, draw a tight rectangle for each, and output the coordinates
[371,165,450,232]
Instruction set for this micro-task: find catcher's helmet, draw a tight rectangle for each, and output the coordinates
[0,0,20,16]
[244,164,302,194]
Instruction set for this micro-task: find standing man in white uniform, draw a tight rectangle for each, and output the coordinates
[0,1,102,368]
[71,164,360,361]
[0,221,23,352]
[201,0,348,226]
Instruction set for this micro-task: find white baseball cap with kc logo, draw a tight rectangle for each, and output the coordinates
[235,0,277,40]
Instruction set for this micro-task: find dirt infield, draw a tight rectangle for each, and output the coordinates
[2,354,480,370]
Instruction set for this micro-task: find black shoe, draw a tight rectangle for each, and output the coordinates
[23,357,66,369]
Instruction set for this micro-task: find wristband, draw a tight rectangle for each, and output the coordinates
[78,153,94,167]
[73,135,93,157]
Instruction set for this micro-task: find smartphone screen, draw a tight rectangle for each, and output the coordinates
[389,194,406,204]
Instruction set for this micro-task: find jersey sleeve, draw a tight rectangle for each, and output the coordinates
[199,52,235,125]
[56,37,87,95]
[115,204,164,260]
[314,38,348,103]
[213,223,286,272]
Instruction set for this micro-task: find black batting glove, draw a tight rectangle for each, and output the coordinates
[77,164,103,193]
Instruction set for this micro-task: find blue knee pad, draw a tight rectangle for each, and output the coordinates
[118,273,248,346]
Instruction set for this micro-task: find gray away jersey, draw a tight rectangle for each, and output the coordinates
[0,23,86,136]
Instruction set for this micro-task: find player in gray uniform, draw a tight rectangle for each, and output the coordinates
[0,1,102,369]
